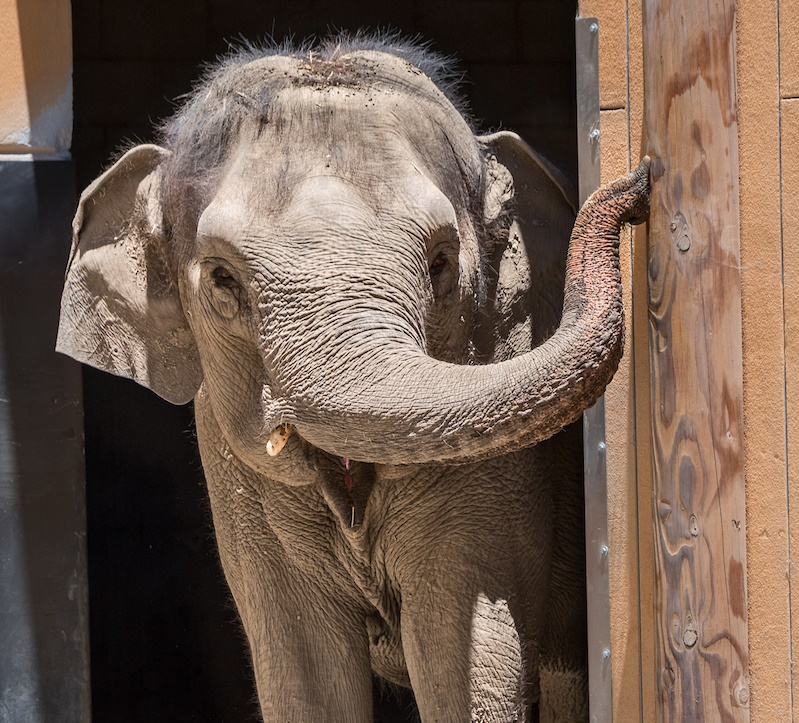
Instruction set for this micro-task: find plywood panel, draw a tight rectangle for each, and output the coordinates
[15,0,72,118]
[599,109,628,179]
[589,3,792,721]
[643,0,749,718]
[737,1,792,719]
[627,0,644,162]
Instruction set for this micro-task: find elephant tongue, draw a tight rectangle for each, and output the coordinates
[343,458,353,492]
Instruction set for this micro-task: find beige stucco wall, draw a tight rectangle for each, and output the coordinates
[783,97,799,719]
[583,0,799,719]
[779,1,799,715]
[737,3,791,719]
[0,0,72,153]
[0,0,29,149]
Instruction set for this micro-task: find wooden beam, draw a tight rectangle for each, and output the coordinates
[642,1,750,720]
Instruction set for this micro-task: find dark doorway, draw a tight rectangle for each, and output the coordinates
[71,2,578,720]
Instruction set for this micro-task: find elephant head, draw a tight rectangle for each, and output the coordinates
[57,38,649,473]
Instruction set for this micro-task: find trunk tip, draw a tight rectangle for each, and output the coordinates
[616,156,651,226]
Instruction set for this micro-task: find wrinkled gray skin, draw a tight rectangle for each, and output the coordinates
[58,37,649,723]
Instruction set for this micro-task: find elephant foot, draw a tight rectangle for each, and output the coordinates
[538,662,588,723]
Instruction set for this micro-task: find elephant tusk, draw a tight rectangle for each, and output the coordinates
[266,424,293,456]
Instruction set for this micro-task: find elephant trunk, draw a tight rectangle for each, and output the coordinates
[272,159,650,465]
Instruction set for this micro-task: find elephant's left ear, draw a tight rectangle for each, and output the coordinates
[57,144,202,405]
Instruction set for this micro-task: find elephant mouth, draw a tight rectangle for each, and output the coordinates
[263,421,375,528]
[319,456,376,529]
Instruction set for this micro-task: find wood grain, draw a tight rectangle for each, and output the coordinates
[642,1,750,720]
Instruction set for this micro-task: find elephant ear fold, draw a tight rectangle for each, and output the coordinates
[479,131,577,348]
[57,144,202,405]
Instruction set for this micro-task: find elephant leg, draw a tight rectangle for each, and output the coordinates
[538,568,588,723]
[537,425,589,722]
[197,405,375,722]
[400,580,533,723]
[384,459,553,722]
[224,554,375,723]
[536,566,589,723]
[538,664,588,723]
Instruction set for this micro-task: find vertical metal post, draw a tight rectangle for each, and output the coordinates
[575,16,612,722]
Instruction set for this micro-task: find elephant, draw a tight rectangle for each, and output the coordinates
[57,34,650,723]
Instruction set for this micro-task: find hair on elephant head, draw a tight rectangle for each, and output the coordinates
[58,31,650,723]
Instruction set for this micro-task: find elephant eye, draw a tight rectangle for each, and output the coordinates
[206,264,242,319]
[429,252,447,277]
[212,266,238,289]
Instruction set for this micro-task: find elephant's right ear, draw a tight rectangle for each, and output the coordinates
[479,131,578,347]
[57,144,202,405]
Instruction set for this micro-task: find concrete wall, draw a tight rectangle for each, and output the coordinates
[582,0,799,719]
